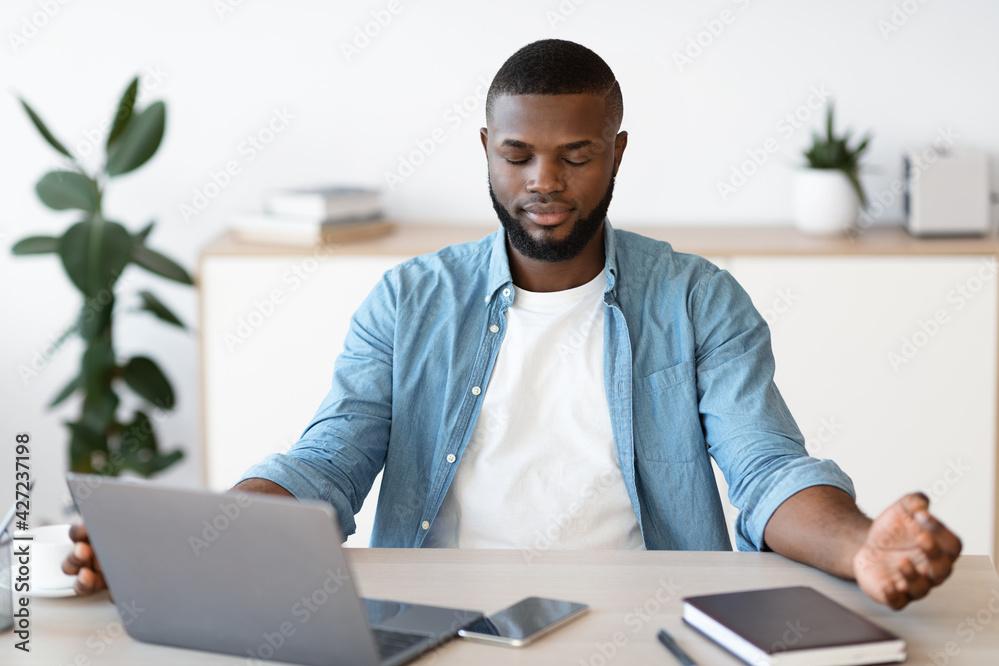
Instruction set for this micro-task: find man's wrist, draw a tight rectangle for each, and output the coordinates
[230,477,295,497]
[844,516,874,580]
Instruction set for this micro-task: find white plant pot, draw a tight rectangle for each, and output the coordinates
[793,169,860,235]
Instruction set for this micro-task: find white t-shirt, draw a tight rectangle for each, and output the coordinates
[425,268,645,550]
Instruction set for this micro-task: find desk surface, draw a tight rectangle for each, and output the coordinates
[12,549,999,665]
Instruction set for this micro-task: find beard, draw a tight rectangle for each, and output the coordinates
[488,175,615,263]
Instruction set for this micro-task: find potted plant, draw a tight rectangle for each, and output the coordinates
[794,102,871,235]
[12,76,191,477]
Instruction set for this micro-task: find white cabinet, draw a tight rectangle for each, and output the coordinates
[201,254,396,546]
[718,257,996,556]
[201,231,998,558]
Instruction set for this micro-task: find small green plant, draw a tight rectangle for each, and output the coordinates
[803,101,872,208]
[12,76,191,476]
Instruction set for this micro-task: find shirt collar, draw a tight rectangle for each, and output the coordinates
[485,217,619,303]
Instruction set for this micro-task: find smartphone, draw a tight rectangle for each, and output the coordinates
[457,596,589,647]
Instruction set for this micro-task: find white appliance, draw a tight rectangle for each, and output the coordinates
[904,146,992,236]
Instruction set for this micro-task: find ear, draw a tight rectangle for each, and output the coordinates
[612,130,628,177]
[479,127,489,156]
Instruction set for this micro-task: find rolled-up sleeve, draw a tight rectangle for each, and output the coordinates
[691,267,855,552]
[238,269,397,540]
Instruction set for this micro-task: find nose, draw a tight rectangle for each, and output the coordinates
[525,155,565,196]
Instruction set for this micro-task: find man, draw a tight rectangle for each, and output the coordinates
[65,39,960,610]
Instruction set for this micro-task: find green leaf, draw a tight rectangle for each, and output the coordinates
[79,294,114,341]
[136,220,155,243]
[844,168,868,210]
[58,220,133,297]
[144,449,184,475]
[106,101,166,177]
[36,170,99,212]
[12,235,60,255]
[853,134,871,157]
[49,374,80,408]
[119,410,155,456]
[81,387,119,435]
[825,101,834,142]
[82,335,115,394]
[137,290,185,329]
[132,244,193,285]
[106,77,139,148]
[65,421,104,473]
[121,356,175,409]
[20,97,73,158]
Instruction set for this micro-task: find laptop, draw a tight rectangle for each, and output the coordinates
[66,474,483,666]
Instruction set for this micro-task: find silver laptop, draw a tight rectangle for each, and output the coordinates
[66,474,483,666]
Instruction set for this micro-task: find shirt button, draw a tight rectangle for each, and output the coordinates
[502,288,511,297]
[489,324,499,333]
[471,386,481,396]
[421,520,430,530]
[484,294,491,303]
[446,453,456,463]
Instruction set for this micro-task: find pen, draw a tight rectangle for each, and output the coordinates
[657,628,697,665]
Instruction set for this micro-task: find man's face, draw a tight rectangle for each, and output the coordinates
[482,93,627,262]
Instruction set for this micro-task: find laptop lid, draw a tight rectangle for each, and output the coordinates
[66,473,381,666]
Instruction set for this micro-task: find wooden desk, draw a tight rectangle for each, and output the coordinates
[12,549,999,665]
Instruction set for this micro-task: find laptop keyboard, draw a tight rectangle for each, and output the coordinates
[372,628,428,660]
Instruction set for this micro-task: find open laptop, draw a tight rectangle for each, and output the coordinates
[66,474,483,666]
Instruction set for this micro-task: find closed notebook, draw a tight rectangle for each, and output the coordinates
[682,586,905,666]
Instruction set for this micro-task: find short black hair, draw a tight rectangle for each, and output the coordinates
[486,39,623,132]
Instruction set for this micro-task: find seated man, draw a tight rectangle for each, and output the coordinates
[65,39,960,610]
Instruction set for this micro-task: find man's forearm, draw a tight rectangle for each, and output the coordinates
[763,485,872,579]
[231,477,295,497]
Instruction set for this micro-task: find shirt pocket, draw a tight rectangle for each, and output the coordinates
[632,360,703,463]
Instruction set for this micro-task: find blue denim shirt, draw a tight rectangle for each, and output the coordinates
[240,218,854,551]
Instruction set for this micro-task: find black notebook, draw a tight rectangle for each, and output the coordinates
[682,586,905,666]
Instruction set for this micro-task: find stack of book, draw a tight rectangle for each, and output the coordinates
[229,185,395,245]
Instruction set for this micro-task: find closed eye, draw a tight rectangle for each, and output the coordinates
[504,157,530,165]
[564,159,589,166]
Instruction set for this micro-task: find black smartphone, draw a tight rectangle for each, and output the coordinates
[456,596,589,647]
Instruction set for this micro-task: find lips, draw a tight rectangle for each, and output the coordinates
[522,204,575,226]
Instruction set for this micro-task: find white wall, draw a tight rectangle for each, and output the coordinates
[2,0,998,520]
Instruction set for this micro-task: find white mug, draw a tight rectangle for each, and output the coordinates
[12,524,78,591]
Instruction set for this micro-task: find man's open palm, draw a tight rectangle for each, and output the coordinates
[853,492,962,609]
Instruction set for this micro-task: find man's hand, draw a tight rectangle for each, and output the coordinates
[853,492,962,610]
[62,477,294,597]
[62,524,107,596]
